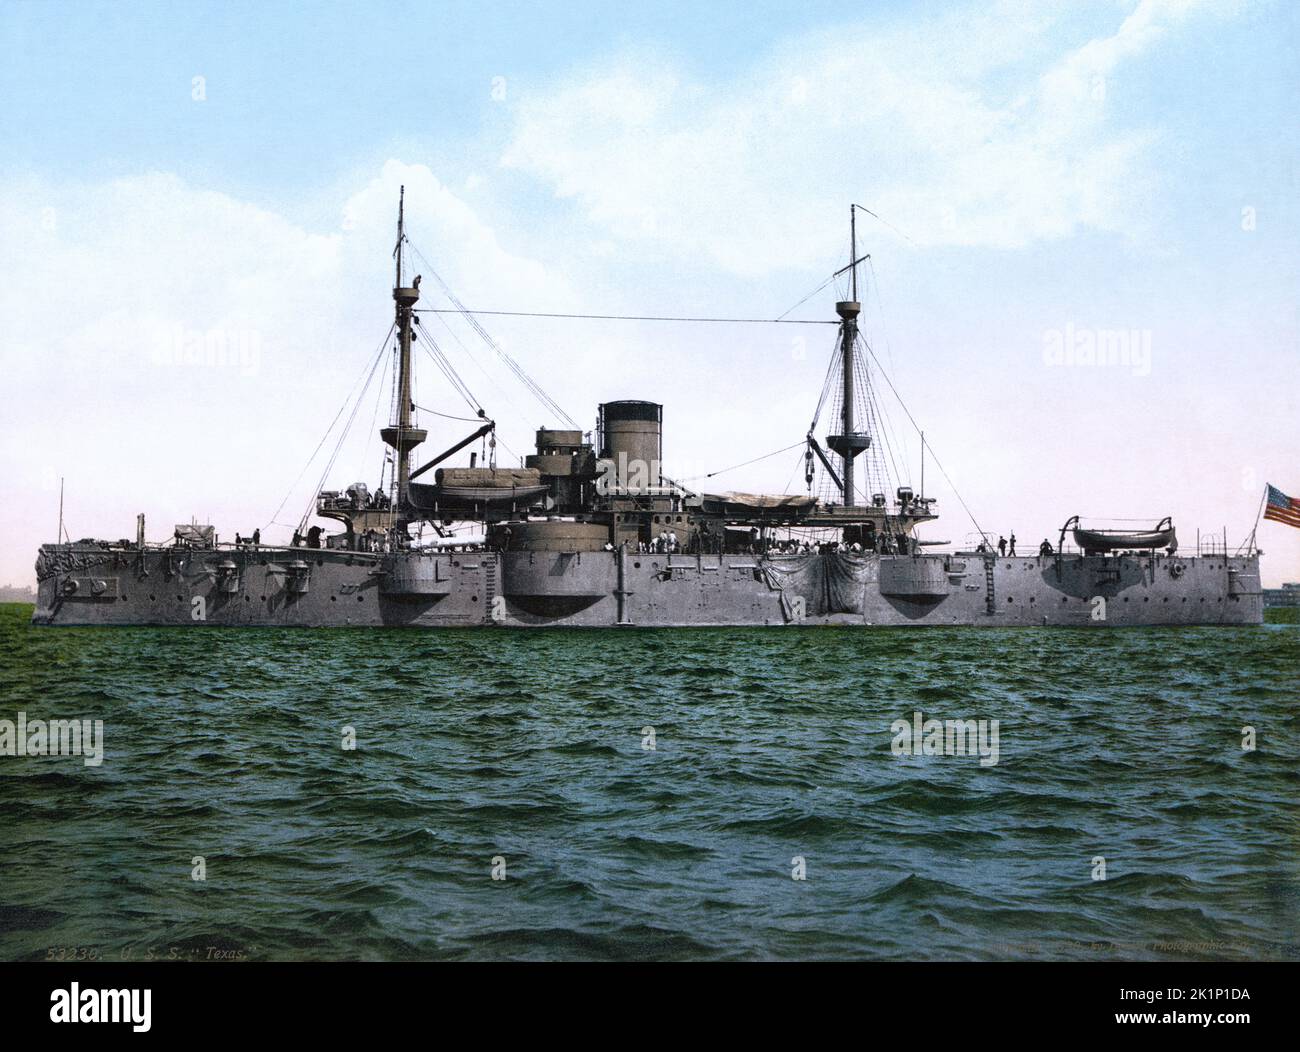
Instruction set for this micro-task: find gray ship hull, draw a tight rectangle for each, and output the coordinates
[32,545,1264,627]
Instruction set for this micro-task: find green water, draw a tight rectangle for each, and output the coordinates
[0,604,1296,960]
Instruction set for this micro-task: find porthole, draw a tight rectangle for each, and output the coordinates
[148,594,156,601]
[357,595,364,602]
[331,596,337,602]
[634,561,641,568]
[471,595,479,602]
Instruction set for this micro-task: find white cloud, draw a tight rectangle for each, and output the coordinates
[500,0,1234,273]
[0,161,582,585]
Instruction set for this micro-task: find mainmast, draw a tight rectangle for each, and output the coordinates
[827,204,870,506]
[382,186,427,513]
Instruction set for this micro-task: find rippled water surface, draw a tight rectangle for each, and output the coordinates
[1,604,1296,961]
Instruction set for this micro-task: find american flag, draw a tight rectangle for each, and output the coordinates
[1264,484,1300,529]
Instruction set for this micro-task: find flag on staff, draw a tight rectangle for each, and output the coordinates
[1264,484,1300,528]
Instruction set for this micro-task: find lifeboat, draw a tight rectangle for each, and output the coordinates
[408,468,550,512]
[1068,516,1176,554]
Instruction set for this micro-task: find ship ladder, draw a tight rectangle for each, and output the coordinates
[984,555,996,615]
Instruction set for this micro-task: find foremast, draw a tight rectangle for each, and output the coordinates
[381,185,427,516]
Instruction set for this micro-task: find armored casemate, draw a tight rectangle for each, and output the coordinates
[32,197,1264,628]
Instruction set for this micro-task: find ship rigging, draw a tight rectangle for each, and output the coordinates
[287,193,945,558]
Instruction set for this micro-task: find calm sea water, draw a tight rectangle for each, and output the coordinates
[1,604,1296,962]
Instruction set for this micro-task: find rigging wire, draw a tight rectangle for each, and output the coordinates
[414,308,837,325]
[860,339,986,539]
[420,331,483,414]
[406,241,580,429]
[413,332,522,462]
[808,329,841,431]
[853,204,917,248]
[294,329,392,536]
[784,446,806,495]
[863,366,901,500]
[858,333,907,490]
[413,403,488,423]
[675,441,806,483]
[775,272,841,322]
[364,341,393,495]
[263,323,395,532]
[381,340,399,496]
[865,256,909,470]
[426,308,534,428]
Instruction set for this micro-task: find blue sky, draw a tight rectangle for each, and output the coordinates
[1,0,1297,585]
[3,0,869,196]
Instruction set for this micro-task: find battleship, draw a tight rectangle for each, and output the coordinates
[32,194,1263,628]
